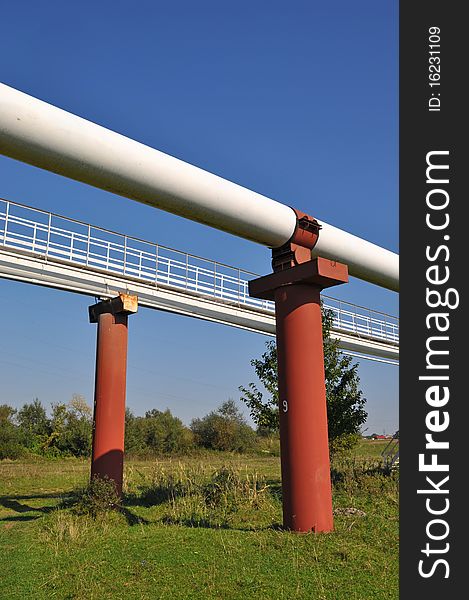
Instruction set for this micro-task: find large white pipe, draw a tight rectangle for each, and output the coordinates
[0,84,295,248]
[0,83,398,291]
[312,222,399,291]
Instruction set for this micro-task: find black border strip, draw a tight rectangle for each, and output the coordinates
[400,2,466,596]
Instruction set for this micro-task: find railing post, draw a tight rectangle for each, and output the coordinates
[166,257,171,284]
[123,235,127,275]
[45,212,52,257]
[155,244,159,282]
[31,223,37,253]
[2,200,10,244]
[86,224,91,267]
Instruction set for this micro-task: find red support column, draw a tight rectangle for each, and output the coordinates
[249,258,348,532]
[89,293,137,497]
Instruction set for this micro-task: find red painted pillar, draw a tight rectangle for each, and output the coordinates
[249,258,348,532]
[89,294,137,497]
[275,283,332,532]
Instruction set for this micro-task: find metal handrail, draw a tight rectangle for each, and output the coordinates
[0,198,399,345]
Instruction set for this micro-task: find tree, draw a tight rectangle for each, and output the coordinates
[0,397,92,458]
[238,343,279,432]
[62,394,93,457]
[17,398,50,438]
[143,408,193,454]
[124,408,146,455]
[0,404,24,459]
[17,398,51,451]
[124,407,193,456]
[0,404,17,425]
[47,395,93,457]
[239,306,367,454]
[190,400,256,452]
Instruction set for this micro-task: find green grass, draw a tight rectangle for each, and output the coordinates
[0,445,398,599]
[352,439,395,458]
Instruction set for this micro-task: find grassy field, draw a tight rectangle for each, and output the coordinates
[0,441,398,599]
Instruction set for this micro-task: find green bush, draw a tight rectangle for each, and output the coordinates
[125,408,194,456]
[48,396,92,458]
[329,433,362,457]
[0,397,94,459]
[0,427,25,459]
[73,476,120,518]
[0,404,25,459]
[190,400,256,453]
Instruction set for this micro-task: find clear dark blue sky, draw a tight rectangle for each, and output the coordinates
[0,1,398,434]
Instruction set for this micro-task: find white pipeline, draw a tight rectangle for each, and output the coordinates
[0,84,295,248]
[0,83,398,291]
[313,222,399,291]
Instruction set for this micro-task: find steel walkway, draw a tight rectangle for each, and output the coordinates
[0,199,399,364]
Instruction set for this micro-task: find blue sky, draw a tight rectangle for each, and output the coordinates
[0,1,398,434]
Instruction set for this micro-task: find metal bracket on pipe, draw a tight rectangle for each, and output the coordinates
[271,209,321,272]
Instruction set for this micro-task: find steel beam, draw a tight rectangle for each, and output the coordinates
[0,246,399,362]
